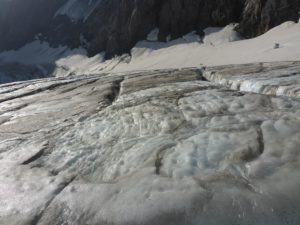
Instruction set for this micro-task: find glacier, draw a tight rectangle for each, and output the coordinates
[0,19,300,225]
[0,66,300,225]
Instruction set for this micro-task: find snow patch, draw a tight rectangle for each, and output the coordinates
[147,28,159,42]
[203,24,241,46]
[55,0,102,21]
[182,31,202,42]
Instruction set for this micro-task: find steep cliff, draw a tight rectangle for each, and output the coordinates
[85,0,246,58]
[237,0,300,38]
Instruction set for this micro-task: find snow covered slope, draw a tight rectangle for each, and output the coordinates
[0,67,300,225]
[1,21,299,83]
[112,21,300,71]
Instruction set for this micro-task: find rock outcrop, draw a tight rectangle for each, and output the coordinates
[68,0,247,57]
[237,0,300,38]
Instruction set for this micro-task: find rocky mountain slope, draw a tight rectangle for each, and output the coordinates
[0,0,299,58]
[0,62,300,225]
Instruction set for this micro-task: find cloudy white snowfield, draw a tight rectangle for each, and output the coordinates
[0,22,300,225]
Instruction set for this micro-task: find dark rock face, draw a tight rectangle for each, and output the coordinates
[86,0,246,58]
[237,0,300,38]
[157,0,245,40]
[86,0,247,57]
[0,0,299,57]
[85,0,159,58]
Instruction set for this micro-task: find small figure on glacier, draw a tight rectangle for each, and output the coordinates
[274,43,280,49]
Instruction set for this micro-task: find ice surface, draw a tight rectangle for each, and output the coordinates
[204,61,300,98]
[0,20,300,224]
[0,68,300,224]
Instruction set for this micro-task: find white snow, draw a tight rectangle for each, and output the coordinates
[182,31,202,42]
[147,28,159,42]
[110,21,300,72]
[203,24,241,46]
